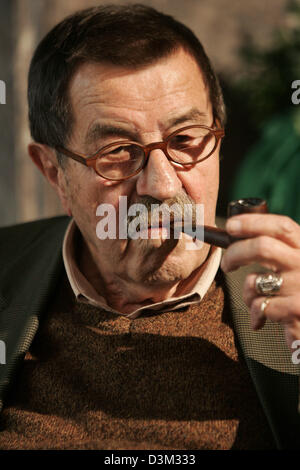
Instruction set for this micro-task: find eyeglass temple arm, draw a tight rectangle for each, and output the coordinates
[214,129,225,138]
[56,147,88,165]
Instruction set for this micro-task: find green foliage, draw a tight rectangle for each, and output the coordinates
[234,0,300,129]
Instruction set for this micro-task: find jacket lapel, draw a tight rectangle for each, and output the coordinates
[225,265,300,375]
[225,266,300,449]
[0,216,69,412]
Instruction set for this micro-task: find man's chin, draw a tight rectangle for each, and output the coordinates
[140,261,188,285]
[117,232,209,284]
[137,244,207,285]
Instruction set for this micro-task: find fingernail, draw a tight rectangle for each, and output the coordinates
[227,219,242,233]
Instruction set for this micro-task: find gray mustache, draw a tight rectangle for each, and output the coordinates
[127,194,198,231]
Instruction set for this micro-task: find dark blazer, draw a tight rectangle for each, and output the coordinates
[0,216,300,449]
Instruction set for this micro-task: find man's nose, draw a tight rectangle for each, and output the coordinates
[136,149,182,200]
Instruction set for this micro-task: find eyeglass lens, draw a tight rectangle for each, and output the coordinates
[95,127,216,180]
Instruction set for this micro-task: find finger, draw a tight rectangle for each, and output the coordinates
[284,325,300,351]
[250,295,300,332]
[242,271,300,307]
[226,214,300,249]
[221,235,300,272]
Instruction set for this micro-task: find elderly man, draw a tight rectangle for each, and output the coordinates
[0,4,300,450]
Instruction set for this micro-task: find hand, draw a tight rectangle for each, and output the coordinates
[220,213,300,349]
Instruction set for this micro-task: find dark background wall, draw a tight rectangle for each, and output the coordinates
[0,0,291,226]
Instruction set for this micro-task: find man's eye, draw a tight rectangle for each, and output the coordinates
[101,146,132,162]
[171,135,193,149]
[174,135,190,142]
[101,145,129,157]
[110,146,128,154]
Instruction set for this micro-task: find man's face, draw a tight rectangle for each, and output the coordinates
[60,48,220,288]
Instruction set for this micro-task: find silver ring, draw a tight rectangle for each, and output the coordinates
[260,297,271,315]
[255,272,283,296]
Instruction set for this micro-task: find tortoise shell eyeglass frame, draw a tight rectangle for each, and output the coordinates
[56,124,225,182]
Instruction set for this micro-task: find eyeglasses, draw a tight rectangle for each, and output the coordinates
[57,124,225,181]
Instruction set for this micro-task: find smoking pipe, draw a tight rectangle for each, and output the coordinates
[181,198,268,249]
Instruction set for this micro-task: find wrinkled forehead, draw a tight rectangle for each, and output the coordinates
[68,49,212,137]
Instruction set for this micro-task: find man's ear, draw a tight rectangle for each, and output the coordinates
[28,142,72,216]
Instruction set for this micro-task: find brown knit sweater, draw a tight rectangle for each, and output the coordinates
[0,271,275,450]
